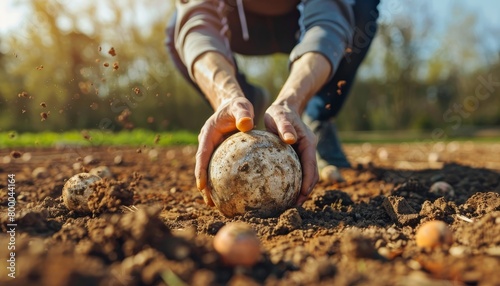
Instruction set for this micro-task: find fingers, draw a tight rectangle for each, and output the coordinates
[236,117,253,132]
[296,149,318,205]
[264,106,297,144]
[195,97,255,206]
[232,98,254,132]
[195,124,223,206]
[264,106,318,206]
[195,122,222,192]
[201,188,215,206]
[295,129,318,206]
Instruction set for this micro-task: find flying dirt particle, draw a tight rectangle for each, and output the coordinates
[117,108,134,130]
[147,117,155,124]
[10,151,22,159]
[103,62,109,67]
[108,47,116,56]
[79,82,91,94]
[40,112,48,121]
[95,59,100,63]
[90,102,99,110]
[81,130,92,141]
[132,87,140,95]
[345,47,352,53]
[59,109,64,114]
[98,46,102,52]
[325,104,331,110]
[40,102,47,108]
[18,91,28,98]
[117,108,131,123]
[337,81,346,95]
[154,134,160,144]
[22,109,26,114]
[113,62,119,71]
[36,65,43,70]
[136,148,142,154]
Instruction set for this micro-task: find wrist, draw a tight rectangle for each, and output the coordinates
[193,52,245,110]
[272,94,302,114]
[217,92,246,109]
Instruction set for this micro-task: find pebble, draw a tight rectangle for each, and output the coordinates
[89,166,112,178]
[449,246,467,257]
[83,155,99,165]
[485,247,500,257]
[32,167,49,179]
[113,155,123,165]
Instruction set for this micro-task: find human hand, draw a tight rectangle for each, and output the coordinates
[264,103,318,206]
[195,97,255,205]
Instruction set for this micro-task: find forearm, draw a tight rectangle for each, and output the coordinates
[193,52,245,110]
[273,52,331,114]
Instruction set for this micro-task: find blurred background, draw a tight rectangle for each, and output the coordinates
[0,0,499,139]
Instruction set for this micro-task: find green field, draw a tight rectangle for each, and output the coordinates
[1,129,499,149]
[0,129,199,148]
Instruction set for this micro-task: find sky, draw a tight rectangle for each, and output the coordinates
[1,0,499,34]
[0,0,499,59]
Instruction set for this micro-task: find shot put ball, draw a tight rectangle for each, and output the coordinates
[213,222,261,267]
[320,165,344,183]
[429,181,455,197]
[415,220,453,249]
[62,173,101,213]
[208,130,302,217]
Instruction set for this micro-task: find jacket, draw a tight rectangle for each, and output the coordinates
[173,0,355,81]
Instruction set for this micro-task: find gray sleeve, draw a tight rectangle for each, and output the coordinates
[290,0,355,80]
[174,0,234,80]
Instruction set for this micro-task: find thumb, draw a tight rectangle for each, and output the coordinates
[236,116,253,132]
[230,98,255,132]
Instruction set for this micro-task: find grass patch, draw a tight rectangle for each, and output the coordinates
[2,129,499,148]
[0,129,198,148]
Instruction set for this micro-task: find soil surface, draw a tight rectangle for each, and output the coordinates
[1,141,499,286]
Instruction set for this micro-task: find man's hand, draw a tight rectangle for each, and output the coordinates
[269,52,333,204]
[195,97,255,205]
[192,52,253,205]
[264,103,318,206]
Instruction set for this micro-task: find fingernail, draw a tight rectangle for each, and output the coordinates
[202,194,209,205]
[284,132,295,142]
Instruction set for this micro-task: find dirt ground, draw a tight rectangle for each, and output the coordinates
[1,141,499,286]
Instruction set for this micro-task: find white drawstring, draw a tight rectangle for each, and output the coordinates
[216,0,230,49]
[236,0,249,41]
